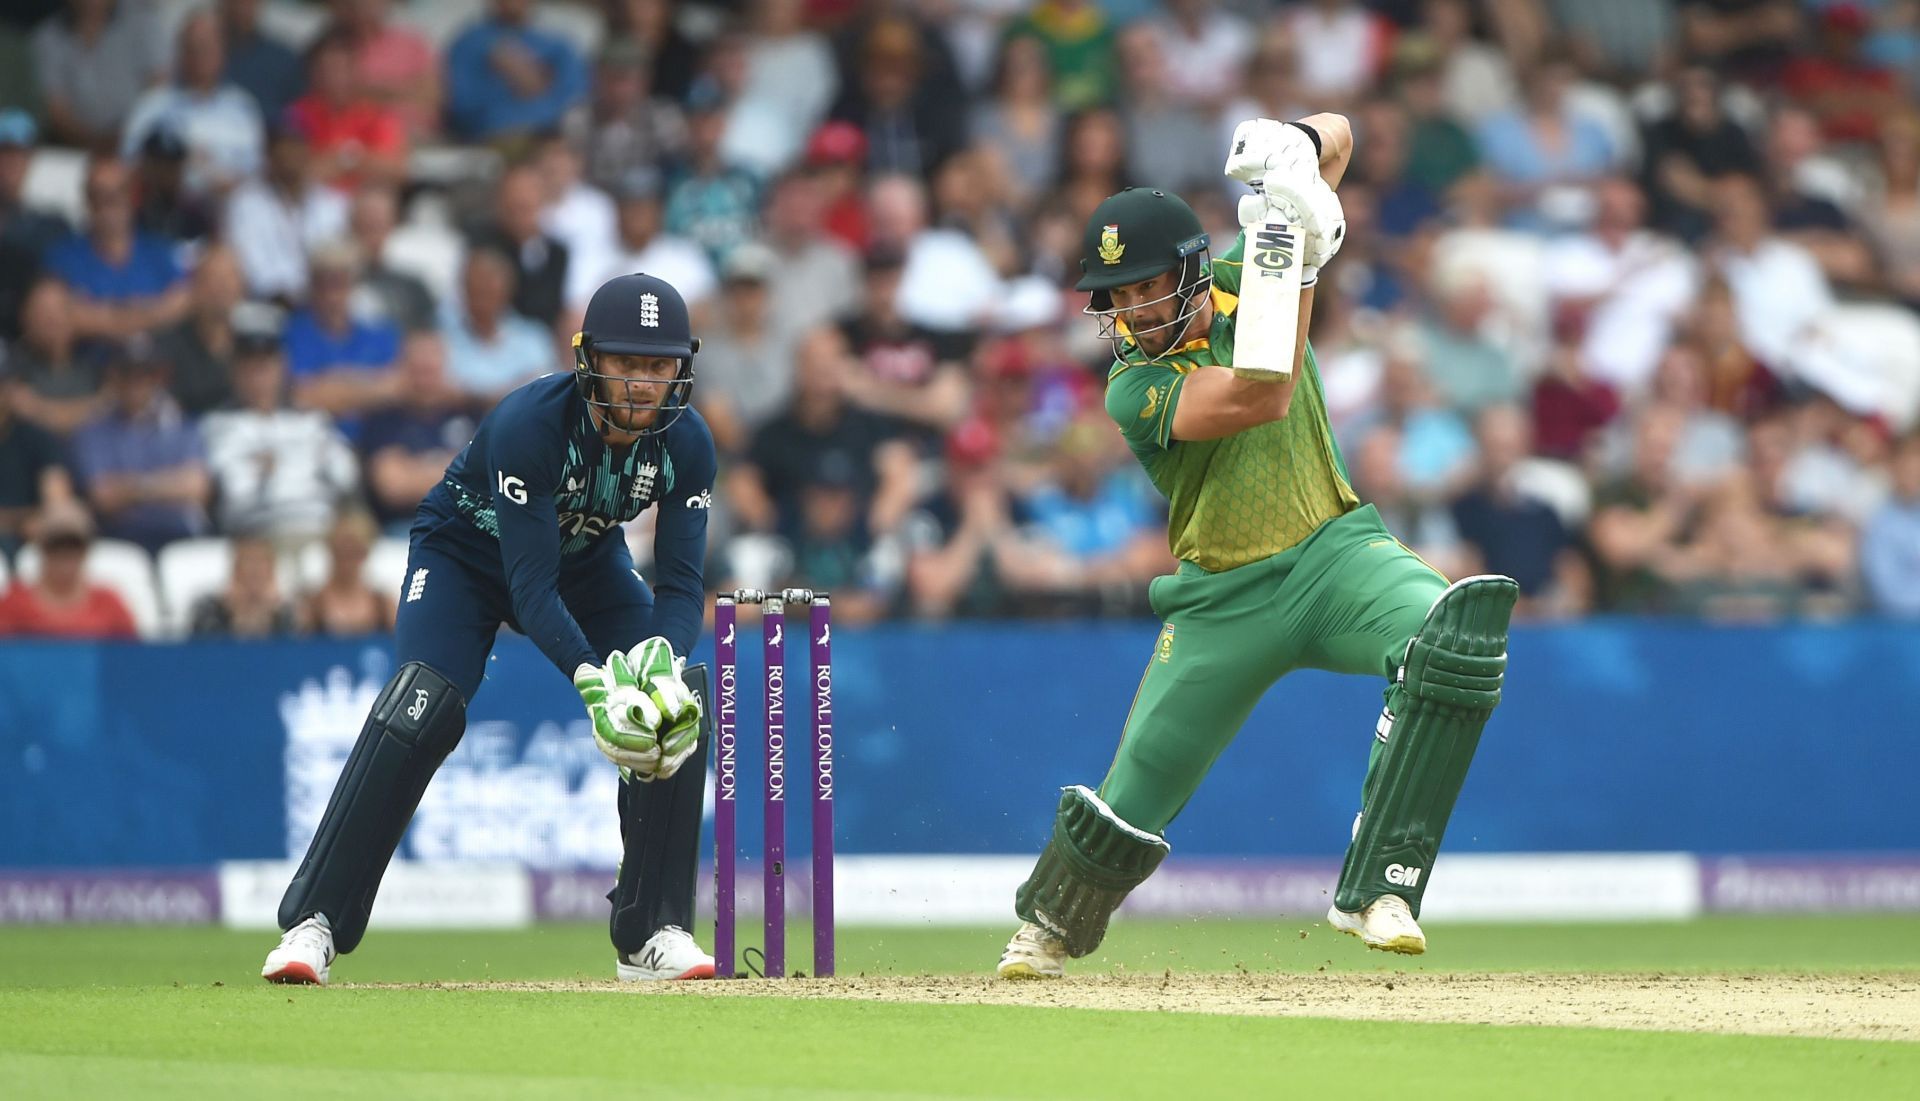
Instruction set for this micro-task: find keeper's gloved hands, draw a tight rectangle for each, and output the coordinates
[575,650,665,776]
[626,636,703,780]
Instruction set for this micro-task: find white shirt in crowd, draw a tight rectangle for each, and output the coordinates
[542,182,621,308]
[202,407,358,541]
[1716,238,1834,369]
[1545,230,1699,393]
[1152,10,1254,107]
[724,32,839,175]
[224,180,350,300]
[121,85,264,196]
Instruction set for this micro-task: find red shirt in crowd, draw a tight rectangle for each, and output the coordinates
[0,581,138,639]
[286,95,409,190]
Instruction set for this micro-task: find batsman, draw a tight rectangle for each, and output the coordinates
[997,114,1519,977]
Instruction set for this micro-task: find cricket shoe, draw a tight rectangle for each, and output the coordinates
[262,914,335,985]
[996,922,1068,979]
[1327,894,1426,955]
[616,926,716,981]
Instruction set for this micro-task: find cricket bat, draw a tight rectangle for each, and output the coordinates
[1231,213,1304,383]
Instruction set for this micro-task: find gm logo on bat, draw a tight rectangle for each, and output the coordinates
[1251,227,1297,275]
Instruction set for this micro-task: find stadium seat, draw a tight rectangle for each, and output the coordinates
[21,148,86,225]
[258,0,329,49]
[533,2,605,56]
[393,0,488,51]
[156,539,237,638]
[295,536,412,603]
[0,547,11,590]
[1799,304,1920,434]
[383,219,468,305]
[14,539,165,640]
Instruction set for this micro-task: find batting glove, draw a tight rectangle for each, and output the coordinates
[1224,118,1321,193]
[1236,175,1346,288]
[574,652,666,776]
[626,637,703,781]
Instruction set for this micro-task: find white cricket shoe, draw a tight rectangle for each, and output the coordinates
[262,914,335,985]
[1327,894,1426,955]
[996,922,1068,979]
[616,926,716,981]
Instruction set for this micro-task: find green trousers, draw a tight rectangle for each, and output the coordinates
[1099,505,1447,833]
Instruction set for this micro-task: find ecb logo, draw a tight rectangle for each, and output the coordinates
[639,293,660,328]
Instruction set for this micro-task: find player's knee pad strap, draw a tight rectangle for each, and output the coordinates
[278,662,468,952]
[609,664,712,953]
[1015,785,1169,958]
[1337,576,1517,917]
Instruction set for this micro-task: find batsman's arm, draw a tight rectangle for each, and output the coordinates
[1168,285,1313,441]
[1295,112,1353,189]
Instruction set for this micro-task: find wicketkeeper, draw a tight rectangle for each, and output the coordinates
[264,273,721,984]
[998,114,1519,977]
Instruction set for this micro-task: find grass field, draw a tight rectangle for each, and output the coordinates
[3,917,1917,1099]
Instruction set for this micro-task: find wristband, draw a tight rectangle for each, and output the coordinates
[1287,120,1323,160]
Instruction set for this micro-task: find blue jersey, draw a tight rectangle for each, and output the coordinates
[418,373,716,674]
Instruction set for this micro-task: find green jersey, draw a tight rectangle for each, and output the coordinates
[1103,232,1360,572]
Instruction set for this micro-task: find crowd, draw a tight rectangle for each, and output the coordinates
[2,0,1920,640]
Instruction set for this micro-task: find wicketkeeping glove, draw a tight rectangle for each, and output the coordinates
[575,651,666,776]
[626,636,703,781]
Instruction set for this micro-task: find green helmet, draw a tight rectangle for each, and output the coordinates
[1076,187,1213,360]
[1075,187,1211,296]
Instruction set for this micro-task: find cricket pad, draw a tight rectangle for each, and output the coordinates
[1015,785,1170,958]
[1336,575,1517,918]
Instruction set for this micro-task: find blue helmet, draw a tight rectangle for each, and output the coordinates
[572,272,701,435]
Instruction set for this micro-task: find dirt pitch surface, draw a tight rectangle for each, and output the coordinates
[364,972,1920,1042]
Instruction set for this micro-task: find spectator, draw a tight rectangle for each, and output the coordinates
[153,247,248,418]
[1529,341,1621,463]
[994,415,1169,614]
[286,30,410,193]
[44,159,190,343]
[131,127,219,251]
[201,311,359,544]
[470,164,570,330]
[0,501,135,639]
[0,110,70,258]
[1114,25,1214,196]
[1543,177,1699,394]
[1548,0,1674,81]
[327,0,441,140]
[726,0,839,177]
[1861,432,1920,618]
[1449,403,1578,615]
[828,15,968,180]
[1474,52,1617,214]
[1764,105,1877,289]
[1054,107,1129,230]
[1419,275,1523,413]
[32,0,167,152]
[357,331,474,532]
[763,171,862,335]
[70,344,211,553]
[119,9,265,198]
[1588,404,1691,613]
[1416,0,1519,123]
[283,243,403,420]
[1351,423,1472,581]
[970,34,1060,211]
[1679,0,1801,83]
[443,0,588,143]
[1285,0,1392,102]
[903,420,1019,619]
[694,242,798,455]
[603,0,704,103]
[1865,112,1920,305]
[576,168,716,320]
[782,451,897,623]
[1151,0,1253,111]
[1781,4,1901,145]
[1689,276,1784,423]
[663,81,762,268]
[1350,98,1442,245]
[1662,471,1810,622]
[531,136,619,316]
[563,38,686,196]
[1639,342,1748,488]
[869,172,1002,339]
[218,0,303,125]
[728,326,920,543]
[1001,0,1116,112]
[224,126,351,304]
[346,185,437,334]
[300,507,394,636]
[1395,52,1482,197]
[188,533,298,638]
[1706,171,1833,369]
[805,122,871,254]
[1639,66,1762,242]
[7,279,106,436]
[839,247,973,447]
[0,357,76,555]
[439,248,553,404]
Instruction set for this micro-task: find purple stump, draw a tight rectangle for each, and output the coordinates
[714,596,739,978]
[762,595,787,978]
[810,597,835,978]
